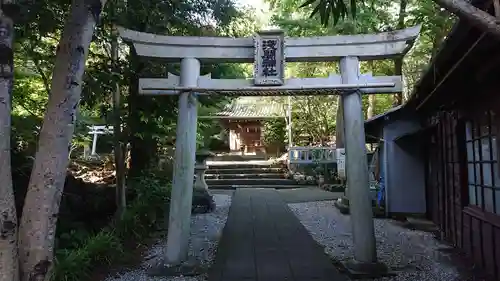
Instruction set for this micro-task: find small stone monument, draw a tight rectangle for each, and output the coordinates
[192,149,216,213]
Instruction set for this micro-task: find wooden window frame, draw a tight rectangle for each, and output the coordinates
[464,110,500,217]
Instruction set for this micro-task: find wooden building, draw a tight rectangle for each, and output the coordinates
[204,97,285,155]
[366,0,500,278]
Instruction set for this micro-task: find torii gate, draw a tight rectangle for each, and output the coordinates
[119,26,420,273]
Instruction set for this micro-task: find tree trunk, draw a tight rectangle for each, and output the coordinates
[367,95,376,119]
[335,96,344,148]
[111,25,126,219]
[286,96,292,147]
[367,61,376,119]
[18,0,106,280]
[393,0,407,107]
[433,0,500,39]
[305,97,315,142]
[393,57,403,106]
[0,2,19,281]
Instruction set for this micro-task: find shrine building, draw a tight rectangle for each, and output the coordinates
[201,97,285,156]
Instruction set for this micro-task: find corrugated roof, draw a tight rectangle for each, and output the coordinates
[365,105,403,124]
[209,97,286,119]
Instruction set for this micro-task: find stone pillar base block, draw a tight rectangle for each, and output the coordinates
[341,259,392,279]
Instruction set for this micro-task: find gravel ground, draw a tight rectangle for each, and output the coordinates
[105,194,232,281]
[288,200,478,281]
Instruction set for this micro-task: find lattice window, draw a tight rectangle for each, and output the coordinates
[465,111,500,214]
[246,126,261,133]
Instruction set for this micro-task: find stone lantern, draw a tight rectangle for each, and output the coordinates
[194,149,214,190]
[192,149,216,213]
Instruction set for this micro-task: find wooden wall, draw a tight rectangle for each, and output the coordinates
[223,120,265,154]
[424,107,500,280]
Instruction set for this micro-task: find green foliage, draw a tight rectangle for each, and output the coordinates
[115,173,171,238]
[11,114,42,153]
[265,0,455,144]
[51,174,172,281]
[11,71,48,117]
[292,96,337,144]
[266,0,410,143]
[11,0,258,169]
[263,118,287,147]
[198,103,230,149]
[299,0,360,26]
[53,232,123,281]
[289,0,455,95]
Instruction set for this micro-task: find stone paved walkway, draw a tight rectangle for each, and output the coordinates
[208,188,348,281]
[277,187,343,203]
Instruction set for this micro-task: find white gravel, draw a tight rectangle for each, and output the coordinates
[105,194,232,281]
[288,200,473,281]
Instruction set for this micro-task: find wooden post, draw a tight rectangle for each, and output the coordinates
[165,57,200,265]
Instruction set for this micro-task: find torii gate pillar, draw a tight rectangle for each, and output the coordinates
[340,57,385,274]
[165,57,200,264]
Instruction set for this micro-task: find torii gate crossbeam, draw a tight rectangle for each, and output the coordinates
[118,25,420,63]
[119,26,420,275]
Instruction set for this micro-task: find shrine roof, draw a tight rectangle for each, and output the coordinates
[203,97,286,119]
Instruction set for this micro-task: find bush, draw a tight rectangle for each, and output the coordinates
[52,232,123,281]
[51,173,172,281]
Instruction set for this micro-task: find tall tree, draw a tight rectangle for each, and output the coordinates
[18,0,107,280]
[335,96,344,146]
[105,0,126,219]
[0,1,18,280]
[393,0,407,106]
[111,24,126,219]
[301,0,500,39]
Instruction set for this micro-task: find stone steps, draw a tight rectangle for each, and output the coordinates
[207,163,283,169]
[208,154,267,161]
[207,178,297,186]
[204,159,314,190]
[205,173,286,179]
[207,184,315,190]
[206,167,285,174]
[204,157,320,190]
